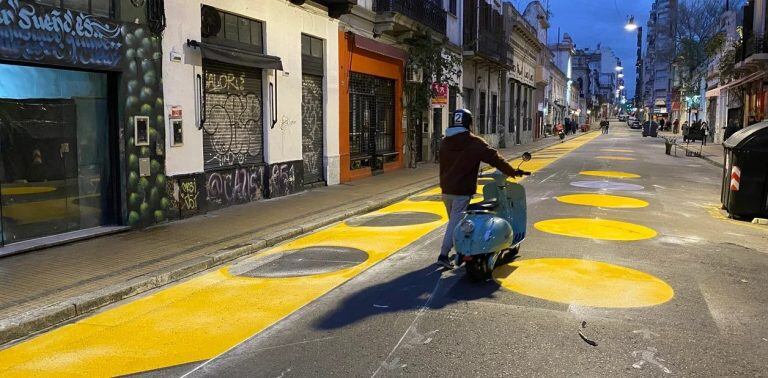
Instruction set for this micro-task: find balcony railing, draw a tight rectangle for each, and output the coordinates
[374,0,447,35]
[743,35,768,60]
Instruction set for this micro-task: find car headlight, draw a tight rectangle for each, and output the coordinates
[459,220,475,233]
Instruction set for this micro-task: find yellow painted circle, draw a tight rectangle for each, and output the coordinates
[580,170,640,179]
[1,186,57,195]
[493,258,674,308]
[534,218,657,240]
[595,156,636,161]
[556,194,649,208]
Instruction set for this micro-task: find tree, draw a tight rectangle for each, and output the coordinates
[402,31,462,168]
[672,0,725,95]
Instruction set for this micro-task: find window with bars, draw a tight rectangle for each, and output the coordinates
[448,0,457,15]
[478,91,486,134]
[490,93,497,134]
[34,0,113,17]
[349,73,396,169]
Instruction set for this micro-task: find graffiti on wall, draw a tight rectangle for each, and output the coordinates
[0,0,123,68]
[267,161,302,199]
[203,68,263,169]
[205,166,265,208]
[166,176,200,218]
[301,75,324,183]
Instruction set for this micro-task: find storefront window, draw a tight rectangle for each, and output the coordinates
[0,64,115,244]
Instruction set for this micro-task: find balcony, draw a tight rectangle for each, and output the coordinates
[373,0,447,36]
[463,1,506,67]
[289,0,356,18]
[742,35,768,67]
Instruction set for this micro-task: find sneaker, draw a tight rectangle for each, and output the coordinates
[437,255,454,269]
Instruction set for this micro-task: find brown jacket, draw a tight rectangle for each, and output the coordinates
[439,131,519,196]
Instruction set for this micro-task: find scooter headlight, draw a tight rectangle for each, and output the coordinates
[459,219,475,233]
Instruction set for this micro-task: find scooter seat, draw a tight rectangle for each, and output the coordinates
[466,201,498,211]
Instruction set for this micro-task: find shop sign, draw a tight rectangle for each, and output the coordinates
[431,83,448,106]
[0,0,123,69]
[510,57,535,87]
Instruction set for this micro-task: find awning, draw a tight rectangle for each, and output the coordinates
[705,87,720,98]
[187,40,283,70]
[718,71,768,91]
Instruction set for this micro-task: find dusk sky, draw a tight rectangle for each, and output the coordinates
[532,0,655,100]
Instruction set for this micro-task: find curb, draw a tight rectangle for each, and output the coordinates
[0,133,591,347]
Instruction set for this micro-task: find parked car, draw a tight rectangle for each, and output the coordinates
[618,114,628,122]
[627,116,637,126]
[630,120,642,129]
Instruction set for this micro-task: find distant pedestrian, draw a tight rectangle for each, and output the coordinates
[682,121,690,142]
[659,118,666,131]
[702,121,709,146]
[673,119,680,134]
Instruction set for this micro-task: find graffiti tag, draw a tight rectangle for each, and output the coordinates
[0,0,123,67]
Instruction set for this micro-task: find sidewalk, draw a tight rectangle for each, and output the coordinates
[658,131,725,168]
[0,132,593,345]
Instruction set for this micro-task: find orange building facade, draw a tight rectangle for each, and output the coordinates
[338,31,405,182]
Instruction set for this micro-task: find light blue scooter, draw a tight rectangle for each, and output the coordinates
[453,152,532,280]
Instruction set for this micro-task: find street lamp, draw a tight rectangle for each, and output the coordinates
[619,85,625,90]
[615,66,624,71]
[618,73,624,78]
[624,16,638,31]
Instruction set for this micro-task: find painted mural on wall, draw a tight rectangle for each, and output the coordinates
[0,0,123,68]
[124,26,166,227]
[0,0,168,228]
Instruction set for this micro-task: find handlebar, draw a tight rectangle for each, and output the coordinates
[479,170,531,178]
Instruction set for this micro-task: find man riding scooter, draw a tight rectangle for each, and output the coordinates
[437,109,525,269]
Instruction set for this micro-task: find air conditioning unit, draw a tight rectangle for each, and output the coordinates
[406,66,423,83]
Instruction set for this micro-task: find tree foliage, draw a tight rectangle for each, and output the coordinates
[673,0,725,95]
[402,30,462,167]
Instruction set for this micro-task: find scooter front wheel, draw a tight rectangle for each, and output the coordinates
[466,255,492,281]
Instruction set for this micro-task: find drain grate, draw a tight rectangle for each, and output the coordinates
[238,247,369,278]
[345,211,442,227]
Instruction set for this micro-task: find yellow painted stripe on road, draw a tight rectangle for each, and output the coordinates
[580,170,641,179]
[0,133,600,377]
[493,258,674,308]
[556,194,649,208]
[601,148,634,153]
[534,218,657,241]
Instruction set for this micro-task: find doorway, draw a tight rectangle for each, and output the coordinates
[0,64,118,245]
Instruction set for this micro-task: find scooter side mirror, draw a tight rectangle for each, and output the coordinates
[522,152,532,162]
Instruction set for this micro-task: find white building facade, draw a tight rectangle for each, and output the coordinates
[161,0,347,217]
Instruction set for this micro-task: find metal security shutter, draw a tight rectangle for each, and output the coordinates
[202,60,264,170]
[301,74,324,184]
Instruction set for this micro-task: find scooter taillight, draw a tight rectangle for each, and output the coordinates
[462,256,473,262]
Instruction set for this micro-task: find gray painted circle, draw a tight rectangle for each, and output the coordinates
[346,211,442,227]
[238,247,368,278]
[570,181,645,191]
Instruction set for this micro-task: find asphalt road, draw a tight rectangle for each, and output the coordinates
[179,123,768,377]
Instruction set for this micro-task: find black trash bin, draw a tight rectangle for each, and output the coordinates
[721,120,768,219]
